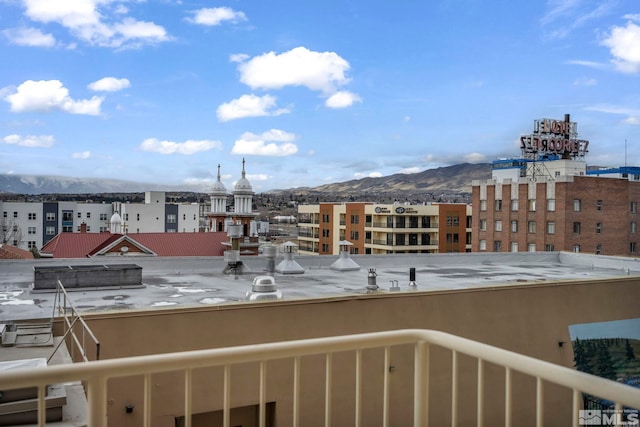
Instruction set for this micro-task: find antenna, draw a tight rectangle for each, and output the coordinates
[625,138,628,168]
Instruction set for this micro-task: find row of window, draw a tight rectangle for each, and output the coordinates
[479,240,638,254]
[481,220,638,235]
[481,199,639,213]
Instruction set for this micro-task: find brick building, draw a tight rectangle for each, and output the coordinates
[298,202,471,255]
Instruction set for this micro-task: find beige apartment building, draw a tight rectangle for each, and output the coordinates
[297,202,472,255]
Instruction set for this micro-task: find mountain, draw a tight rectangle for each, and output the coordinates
[269,163,491,196]
[0,174,201,195]
[0,163,492,197]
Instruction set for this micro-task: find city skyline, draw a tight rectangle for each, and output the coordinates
[0,0,638,191]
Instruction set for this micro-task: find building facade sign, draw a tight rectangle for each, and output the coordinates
[520,116,589,159]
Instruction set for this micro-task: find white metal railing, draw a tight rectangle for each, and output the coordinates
[48,279,100,363]
[1,329,639,427]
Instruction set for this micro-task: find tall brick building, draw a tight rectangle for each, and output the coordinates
[472,114,640,256]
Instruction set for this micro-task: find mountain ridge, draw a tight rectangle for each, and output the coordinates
[0,163,492,196]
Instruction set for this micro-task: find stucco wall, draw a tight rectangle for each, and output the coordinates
[63,276,640,427]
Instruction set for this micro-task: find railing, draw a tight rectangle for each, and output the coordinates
[2,329,639,427]
[49,279,100,363]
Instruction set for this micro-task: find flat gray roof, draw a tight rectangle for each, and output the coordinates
[1,251,639,322]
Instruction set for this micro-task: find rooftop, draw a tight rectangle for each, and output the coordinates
[1,251,639,322]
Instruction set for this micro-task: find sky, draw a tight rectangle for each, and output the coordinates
[0,0,638,192]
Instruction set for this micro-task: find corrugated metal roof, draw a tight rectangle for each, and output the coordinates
[40,232,228,258]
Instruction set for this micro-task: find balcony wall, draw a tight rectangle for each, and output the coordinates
[61,276,640,427]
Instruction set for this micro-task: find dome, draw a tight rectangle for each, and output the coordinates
[234,158,253,193]
[110,212,122,225]
[211,164,227,195]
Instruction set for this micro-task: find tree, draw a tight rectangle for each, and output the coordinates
[573,338,593,374]
[625,339,636,362]
[596,341,616,381]
[0,216,23,246]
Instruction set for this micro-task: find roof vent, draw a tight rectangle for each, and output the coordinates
[330,241,360,272]
[246,276,283,301]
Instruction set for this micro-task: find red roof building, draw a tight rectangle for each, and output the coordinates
[40,232,229,258]
[0,244,35,259]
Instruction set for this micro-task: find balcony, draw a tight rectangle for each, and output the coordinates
[2,329,638,427]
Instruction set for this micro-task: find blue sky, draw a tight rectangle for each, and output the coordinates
[0,0,638,192]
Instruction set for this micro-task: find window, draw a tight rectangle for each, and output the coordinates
[28,213,36,220]
[480,200,487,211]
[322,229,330,237]
[596,223,602,234]
[546,222,555,234]
[46,212,55,221]
[86,212,90,218]
[2,211,6,218]
[167,214,176,223]
[510,242,518,252]
[63,211,74,221]
[322,214,330,223]
[573,245,581,253]
[28,227,36,235]
[547,199,555,212]
[631,242,637,253]
[495,200,502,211]
[479,219,487,231]
[508,221,517,233]
[350,215,359,224]
[137,213,140,221]
[528,199,536,212]
[573,199,581,212]
[528,221,536,233]
[511,199,519,211]
[453,216,459,226]
[183,214,186,220]
[596,244,601,255]
[77,212,82,218]
[573,222,581,234]
[528,243,536,252]
[632,202,638,214]
[100,226,108,232]
[479,240,486,251]
[13,211,18,218]
[124,213,129,221]
[350,231,359,240]
[632,222,637,234]
[45,226,55,235]
[100,213,108,221]
[545,244,555,252]
[596,200,603,211]
[495,220,502,232]
[28,241,37,250]
[322,244,329,252]
[494,241,502,252]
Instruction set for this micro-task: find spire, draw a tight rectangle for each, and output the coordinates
[217,163,221,182]
[242,157,246,178]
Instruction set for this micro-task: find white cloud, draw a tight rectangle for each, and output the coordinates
[622,117,640,125]
[237,46,351,94]
[186,7,247,26]
[354,171,383,178]
[566,59,608,69]
[463,152,487,163]
[20,0,170,49]
[3,27,55,47]
[403,116,411,123]
[4,80,103,115]
[216,94,290,122]
[601,21,640,73]
[140,138,222,155]
[72,151,91,159]
[540,0,611,40]
[88,77,131,92]
[623,14,640,22]
[572,77,597,86]
[246,174,269,181]
[325,91,362,109]
[399,167,421,174]
[231,130,298,156]
[2,134,54,147]
[230,53,249,63]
